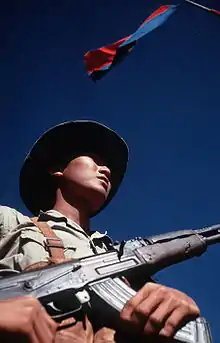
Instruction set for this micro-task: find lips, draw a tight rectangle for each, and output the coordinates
[97,175,110,190]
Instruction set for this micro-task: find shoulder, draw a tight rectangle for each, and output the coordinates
[0,206,30,238]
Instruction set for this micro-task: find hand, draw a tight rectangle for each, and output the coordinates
[55,316,94,343]
[120,282,200,338]
[0,296,57,343]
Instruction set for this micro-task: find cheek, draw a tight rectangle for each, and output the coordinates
[66,166,94,184]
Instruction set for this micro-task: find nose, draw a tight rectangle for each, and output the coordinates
[98,165,111,181]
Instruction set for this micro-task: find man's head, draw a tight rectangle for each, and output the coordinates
[52,154,111,215]
[20,120,128,216]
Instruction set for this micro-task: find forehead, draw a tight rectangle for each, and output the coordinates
[70,152,108,166]
[50,152,109,173]
[86,152,107,165]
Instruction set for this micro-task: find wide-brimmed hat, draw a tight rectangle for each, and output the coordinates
[19,120,128,216]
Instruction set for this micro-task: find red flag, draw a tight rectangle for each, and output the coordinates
[84,5,178,81]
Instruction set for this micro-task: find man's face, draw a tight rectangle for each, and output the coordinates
[59,155,111,214]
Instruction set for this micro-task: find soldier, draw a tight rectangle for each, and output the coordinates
[0,120,200,342]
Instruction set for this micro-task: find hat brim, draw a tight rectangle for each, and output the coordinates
[19,120,128,216]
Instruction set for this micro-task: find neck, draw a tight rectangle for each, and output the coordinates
[53,189,91,233]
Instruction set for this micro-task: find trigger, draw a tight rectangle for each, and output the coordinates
[47,301,62,313]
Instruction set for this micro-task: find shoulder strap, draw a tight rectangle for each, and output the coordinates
[31,217,65,263]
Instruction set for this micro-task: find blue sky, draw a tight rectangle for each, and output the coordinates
[1,0,220,341]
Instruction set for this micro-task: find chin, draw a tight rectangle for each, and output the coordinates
[88,187,109,213]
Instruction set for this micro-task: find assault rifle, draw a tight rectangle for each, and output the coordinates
[0,224,219,343]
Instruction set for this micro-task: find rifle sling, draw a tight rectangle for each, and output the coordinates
[25,217,66,271]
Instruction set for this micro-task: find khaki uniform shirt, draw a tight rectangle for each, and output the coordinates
[0,206,111,275]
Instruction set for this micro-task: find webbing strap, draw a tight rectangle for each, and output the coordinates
[31,217,65,263]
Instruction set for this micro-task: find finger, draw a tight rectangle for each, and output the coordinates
[34,306,57,343]
[159,305,195,338]
[120,283,156,321]
[29,330,40,343]
[40,306,58,333]
[130,291,168,329]
[143,298,176,335]
[26,319,39,343]
[122,283,173,328]
[0,295,37,309]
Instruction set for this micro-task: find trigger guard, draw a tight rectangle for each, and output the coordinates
[51,305,83,322]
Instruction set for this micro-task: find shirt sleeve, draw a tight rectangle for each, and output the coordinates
[0,206,31,274]
[0,206,23,239]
